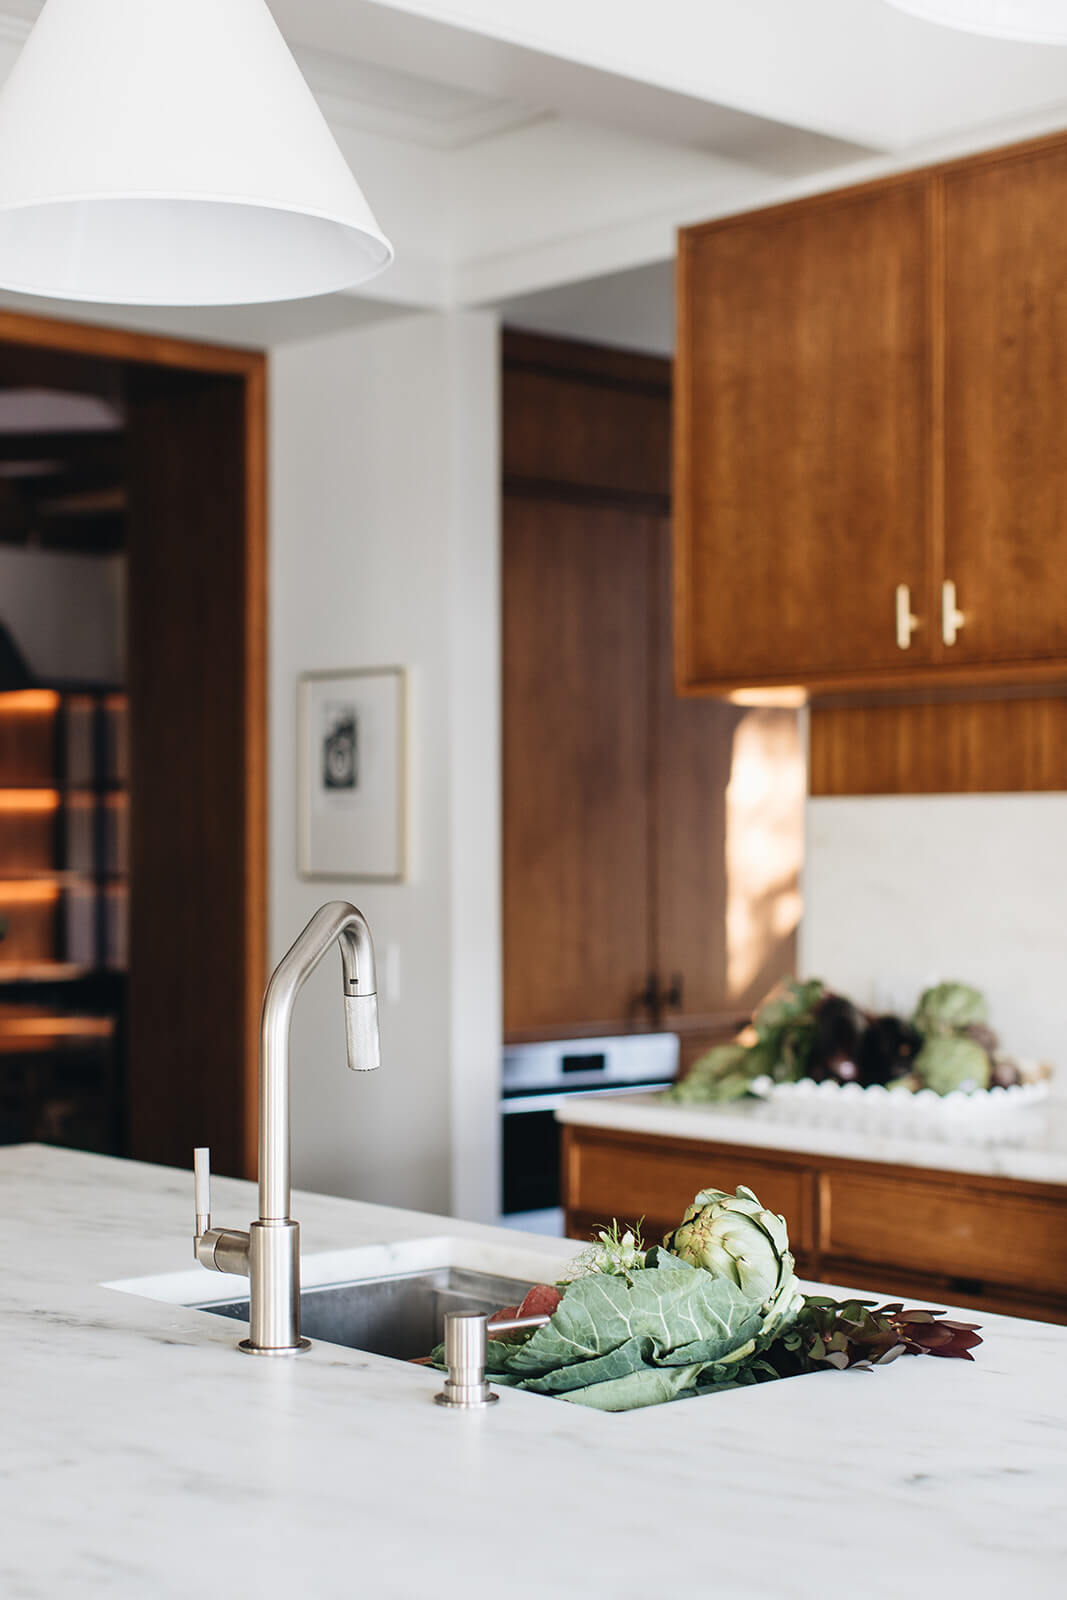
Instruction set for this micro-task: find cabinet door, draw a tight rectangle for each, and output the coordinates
[502,496,653,1037]
[652,519,802,1023]
[943,144,1067,667]
[676,177,934,692]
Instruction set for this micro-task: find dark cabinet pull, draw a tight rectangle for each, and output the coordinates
[636,973,659,1018]
[635,973,684,1021]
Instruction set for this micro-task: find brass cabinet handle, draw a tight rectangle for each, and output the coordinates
[942,579,965,646]
[895,583,919,650]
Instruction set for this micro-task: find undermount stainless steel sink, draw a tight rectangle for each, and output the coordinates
[194,1266,534,1361]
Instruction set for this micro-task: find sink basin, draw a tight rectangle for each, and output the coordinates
[108,1235,574,1363]
[195,1266,533,1360]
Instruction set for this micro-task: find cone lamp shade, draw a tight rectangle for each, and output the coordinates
[0,0,393,305]
[885,2,1067,41]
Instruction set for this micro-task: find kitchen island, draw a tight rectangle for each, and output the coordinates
[3,1142,1066,1599]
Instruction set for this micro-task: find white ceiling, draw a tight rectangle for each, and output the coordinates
[266,0,1067,151]
[2,1,1067,351]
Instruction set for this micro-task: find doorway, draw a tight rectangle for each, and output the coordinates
[0,310,266,1179]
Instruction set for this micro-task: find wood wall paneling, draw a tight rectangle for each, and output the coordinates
[502,496,654,1035]
[502,329,671,507]
[809,695,1067,795]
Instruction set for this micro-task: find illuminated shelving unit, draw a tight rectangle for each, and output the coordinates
[0,687,128,1152]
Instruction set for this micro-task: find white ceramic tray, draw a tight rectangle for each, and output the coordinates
[749,1074,1051,1145]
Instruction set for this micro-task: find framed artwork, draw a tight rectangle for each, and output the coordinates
[297,666,406,882]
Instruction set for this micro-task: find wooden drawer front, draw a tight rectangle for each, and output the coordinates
[824,1171,1067,1296]
[567,1133,813,1252]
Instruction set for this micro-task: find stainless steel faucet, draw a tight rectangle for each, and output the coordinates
[193,901,380,1354]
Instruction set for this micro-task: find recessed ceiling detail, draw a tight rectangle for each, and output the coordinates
[292,42,551,149]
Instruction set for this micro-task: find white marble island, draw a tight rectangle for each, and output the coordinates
[3,1143,1066,1600]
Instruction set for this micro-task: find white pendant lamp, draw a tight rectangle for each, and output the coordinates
[0,0,393,305]
[885,2,1067,42]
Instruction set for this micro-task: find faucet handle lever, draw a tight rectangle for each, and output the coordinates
[194,1146,211,1237]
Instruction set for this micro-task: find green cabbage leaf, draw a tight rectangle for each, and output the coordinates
[433,1255,767,1412]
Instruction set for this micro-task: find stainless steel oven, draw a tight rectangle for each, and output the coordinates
[500,1033,679,1235]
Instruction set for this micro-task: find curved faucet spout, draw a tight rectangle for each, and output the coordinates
[259,901,380,1224]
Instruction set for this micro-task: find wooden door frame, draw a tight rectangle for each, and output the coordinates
[0,307,267,1179]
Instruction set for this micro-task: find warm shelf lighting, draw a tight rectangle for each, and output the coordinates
[0,690,60,714]
[727,688,809,709]
[884,2,1067,41]
[0,789,61,812]
[0,0,393,305]
[0,880,61,903]
[0,1015,114,1039]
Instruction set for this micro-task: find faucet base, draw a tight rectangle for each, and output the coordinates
[237,1337,312,1356]
[248,1217,304,1350]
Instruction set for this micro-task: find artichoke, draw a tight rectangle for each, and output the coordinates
[914,982,988,1037]
[663,1185,803,1342]
[913,1035,991,1095]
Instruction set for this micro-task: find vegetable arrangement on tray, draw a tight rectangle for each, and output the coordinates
[426,1187,982,1413]
[669,978,1051,1105]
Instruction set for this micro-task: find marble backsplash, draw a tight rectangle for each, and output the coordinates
[801,792,1067,1100]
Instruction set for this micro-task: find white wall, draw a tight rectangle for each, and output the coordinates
[0,547,124,684]
[801,794,1067,1092]
[270,309,501,1220]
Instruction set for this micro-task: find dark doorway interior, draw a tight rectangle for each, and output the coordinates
[0,317,265,1179]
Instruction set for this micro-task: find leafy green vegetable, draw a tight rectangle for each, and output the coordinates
[667,1043,753,1104]
[914,1035,991,1094]
[666,980,828,1104]
[752,979,826,1038]
[505,1259,762,1373]
[913,981,989,1037]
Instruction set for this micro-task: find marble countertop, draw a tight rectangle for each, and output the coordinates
[4,1143,1066,1600]
[556,1090,1067,1184]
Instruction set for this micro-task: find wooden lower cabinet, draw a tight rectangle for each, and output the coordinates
[562,1123,1067,1324]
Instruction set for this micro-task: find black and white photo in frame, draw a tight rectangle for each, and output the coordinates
[297,666,406,881]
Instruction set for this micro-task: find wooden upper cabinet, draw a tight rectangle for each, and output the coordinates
[676,130,1067,698]
[675,178,933,694]
[942,143,1067,669]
